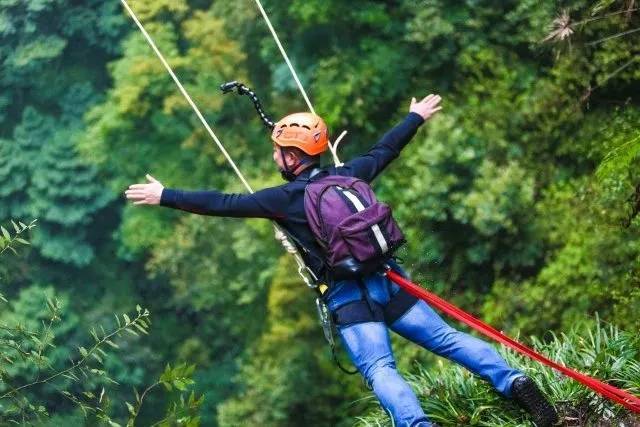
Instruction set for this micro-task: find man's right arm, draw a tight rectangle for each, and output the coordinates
[159,186,289,220]
[125,175,288,219]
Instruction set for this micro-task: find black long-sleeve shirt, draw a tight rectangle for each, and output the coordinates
[160,112,425,279]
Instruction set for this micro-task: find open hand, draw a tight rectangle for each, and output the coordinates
[124,174,164,205]
[410,94,442,121]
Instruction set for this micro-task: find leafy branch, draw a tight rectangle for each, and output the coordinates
[0,219,37,257]
[0,306,151,401]
[125,363,202,427]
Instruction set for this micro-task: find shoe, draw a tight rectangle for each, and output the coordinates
[511,376,559,427]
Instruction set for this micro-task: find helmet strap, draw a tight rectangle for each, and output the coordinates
[278,146,318,181]
[279,146,298,182]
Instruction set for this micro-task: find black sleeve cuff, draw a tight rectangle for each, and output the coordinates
[406,112,425,127]
[160,188,180,208]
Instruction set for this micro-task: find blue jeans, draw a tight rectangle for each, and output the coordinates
[326,267,523,427]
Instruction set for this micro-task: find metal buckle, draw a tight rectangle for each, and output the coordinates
[315,298,334,347]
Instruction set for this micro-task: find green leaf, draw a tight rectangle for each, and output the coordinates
[1,226,10,240]
[124,327,138,336]
[78,346,88,357]
[14,238,29,245]
[132,323,148,335]
[123,313,131,325]
[105,339,120,349]
[91,352,103,364]
[10,220,19,233]
[126,401,135,416]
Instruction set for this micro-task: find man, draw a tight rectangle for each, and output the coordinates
[125,94,558,426]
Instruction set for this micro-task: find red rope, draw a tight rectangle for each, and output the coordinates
[385,269,640,413]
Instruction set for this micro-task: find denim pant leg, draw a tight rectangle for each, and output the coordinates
[388,299,523,396]
[337,322,433,427]
[328,275,432,427]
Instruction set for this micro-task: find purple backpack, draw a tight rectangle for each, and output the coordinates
[304,175,405,279]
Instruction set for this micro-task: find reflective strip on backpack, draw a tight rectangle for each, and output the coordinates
[337,187,389,254]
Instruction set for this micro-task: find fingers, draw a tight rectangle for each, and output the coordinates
[125,175,161,206]
[410,97,416,107]
[421,94,435,103]
[125,190,145,199]
[126,191,150,204]
[421,94,441,105]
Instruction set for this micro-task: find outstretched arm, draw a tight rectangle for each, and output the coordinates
[340,94,442,182]
[124,174,288,219]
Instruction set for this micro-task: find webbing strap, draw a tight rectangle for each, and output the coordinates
[332,300,384,326]
[384,289,418,325]
[385,269,640,413]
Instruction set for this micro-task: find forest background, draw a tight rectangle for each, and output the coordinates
[0,0,639,425]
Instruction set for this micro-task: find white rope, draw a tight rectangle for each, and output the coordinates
[253,0,345,167]
[253,0,316,115]
[329,131,347,167]
[120,0,254,194]
[121,0,318,287]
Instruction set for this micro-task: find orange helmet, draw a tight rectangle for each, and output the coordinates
[271,112,328,156]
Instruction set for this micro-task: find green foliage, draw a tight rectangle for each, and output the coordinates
[0,219,36,305]
[357,320,640,426]
[217,256,365,427]
[597,133,640,181]
[596,108,640,182]
[0,219,36,257]
[0,224,203,425]
[125,363,203,427]
[0,281,153,425]
[1,0,639,425]
[0,0,127,266]
[0,106,114,266]
[483,174,640,334]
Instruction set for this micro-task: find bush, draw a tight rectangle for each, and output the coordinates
[356,320,640,426]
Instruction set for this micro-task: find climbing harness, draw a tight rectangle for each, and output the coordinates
[120,0,640,411]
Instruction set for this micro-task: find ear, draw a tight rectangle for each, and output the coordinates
[285,149,299,165]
